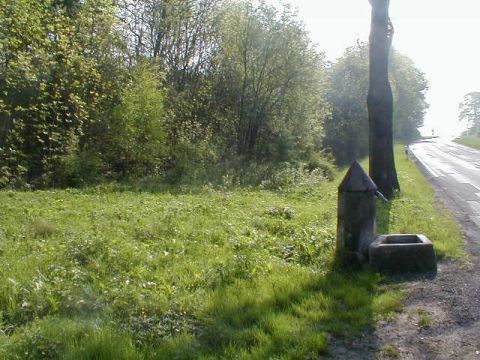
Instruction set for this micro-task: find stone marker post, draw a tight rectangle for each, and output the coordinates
[337,161,377,264]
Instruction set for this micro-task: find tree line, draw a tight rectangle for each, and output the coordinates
[0,0,429,188]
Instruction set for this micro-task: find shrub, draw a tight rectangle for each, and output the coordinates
[163,141,218,185]
[54,149,105,188]
[108,63,167,178]
[260,162,327,190]
[305,152,337,181]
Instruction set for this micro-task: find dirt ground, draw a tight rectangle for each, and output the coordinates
[327,167,480,359]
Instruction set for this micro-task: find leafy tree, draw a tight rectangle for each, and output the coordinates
[0,0,126,187]
[108,64,167,177]
[391,52,429,142]
[323,43,369,165]
[323,42,428,166]
[459,92,480,136]
[119,0,224,149]
[0,0,48,185]
[0,0,430,189]
[213,1,327,160]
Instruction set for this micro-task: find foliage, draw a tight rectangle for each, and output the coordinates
[323,43,370,165]
[0,0,457,357]
[119,0,226,154]
[55,148,105,187]
[391,52,429,142]
[108,64,167,178]
[0,0,431,187]
[458,92,480,136]
[323,43,429,165]
[0,0,126,187]
[0,0,337,188]
[304,152,338,181]
[258,162,327,190]
[160,154,336,190]
[213,2,328,160]
[162,141,217,184]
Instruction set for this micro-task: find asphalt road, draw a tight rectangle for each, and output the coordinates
[409,138,480,230]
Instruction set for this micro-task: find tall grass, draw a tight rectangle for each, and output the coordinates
[0,145,464,358]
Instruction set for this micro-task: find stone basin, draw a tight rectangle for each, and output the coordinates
[369,234,437,274]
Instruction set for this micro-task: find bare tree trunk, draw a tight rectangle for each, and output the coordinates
[367,0,399,199]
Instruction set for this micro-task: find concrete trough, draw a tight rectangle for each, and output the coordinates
[369,234,437,274]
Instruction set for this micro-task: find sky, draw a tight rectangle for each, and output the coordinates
[268,0,480,138]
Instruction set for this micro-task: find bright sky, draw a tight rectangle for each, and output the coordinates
[269,0,480,138]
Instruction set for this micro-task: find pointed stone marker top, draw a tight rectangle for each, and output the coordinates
[338,160,377,192]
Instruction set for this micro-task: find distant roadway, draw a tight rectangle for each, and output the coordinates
[409,138,480,230]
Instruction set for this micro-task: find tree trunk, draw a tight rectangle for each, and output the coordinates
[367,0,399,199]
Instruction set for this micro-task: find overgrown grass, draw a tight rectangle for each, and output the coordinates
[0,145,464,358]
[376,146,466,261]
[454,135,480,149]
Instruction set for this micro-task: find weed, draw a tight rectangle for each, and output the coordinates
[418,315,432,328]
[30,219,57,238]
[417,307,432,328]
[372,289,404,321]
[381,344,401,358]
[265,207,295,220]
[416,306,427,316]
[0,145,465,358]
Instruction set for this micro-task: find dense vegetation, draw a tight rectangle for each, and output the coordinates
[1,0,429,188]
[0,146,464,359]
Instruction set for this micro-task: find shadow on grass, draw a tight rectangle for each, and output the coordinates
[157,267,380,359]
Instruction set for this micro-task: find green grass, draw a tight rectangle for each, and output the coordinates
[381,344,401,358]
[376,147,466,261]
[0,146,465,359]
[418,314,432,329]
[454,135,480,149]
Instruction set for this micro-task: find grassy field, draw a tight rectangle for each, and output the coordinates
[0,147,464,359]
[454,136,480,150]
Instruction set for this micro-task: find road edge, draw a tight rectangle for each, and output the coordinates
[406,143,480,258]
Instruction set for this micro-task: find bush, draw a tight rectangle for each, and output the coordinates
[260,162,327,190]
[108,63,167,178]
[54,149,105,187]
[305,152,337,181]
[163,142,218,185]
